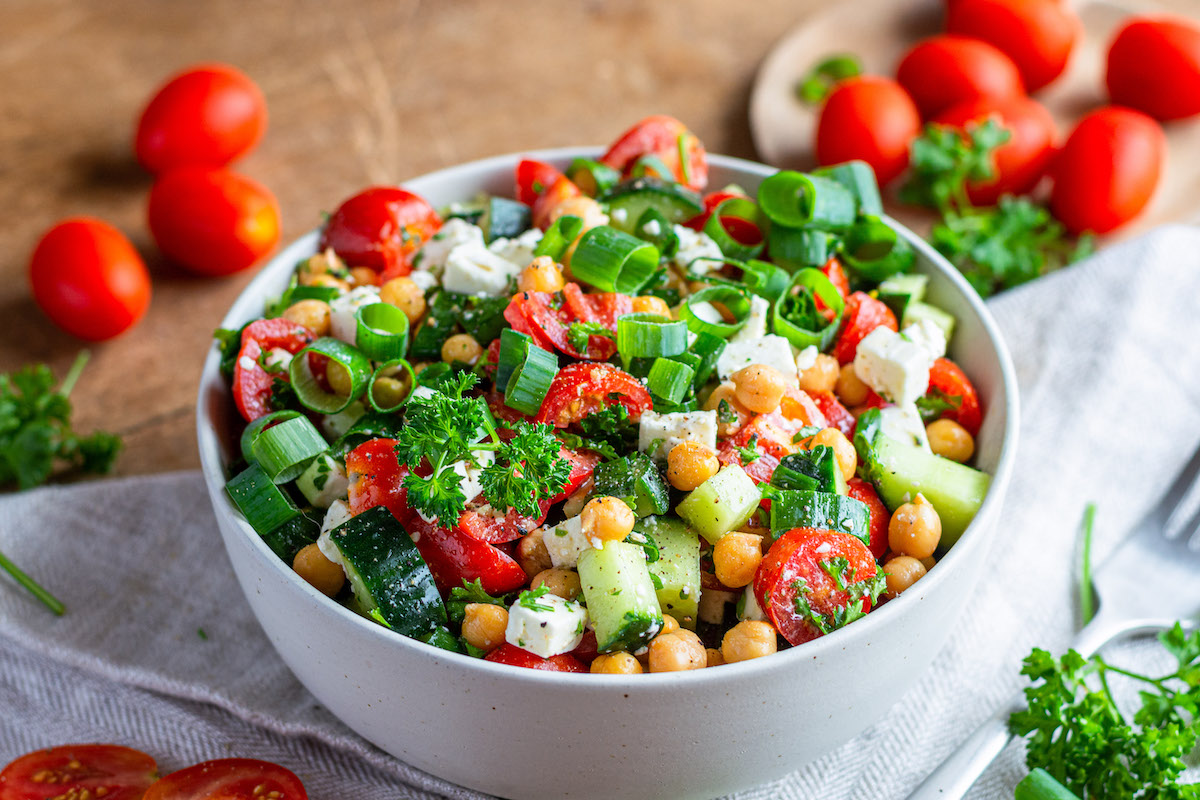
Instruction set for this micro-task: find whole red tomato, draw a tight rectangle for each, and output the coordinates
[148,167,281,276]
[896,35,1025,119]
[135,63,267,173]
[933,95,1057,205]
[815,76,921,187]
[29,218,151,341]
[318,187,442,281]
[947,0,1081,92]
[1049,106,1165,235]
[1107,16,1200,121]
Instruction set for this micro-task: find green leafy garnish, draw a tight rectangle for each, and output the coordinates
[561,403,639,461]
[445,578,509,624]
[567,321,616,354]
[717,399,739,425]
[517,586,556,613]
[914,388,962,423]
[736,436,762,464]
[791,425,822,443]
[794,54,862,105]
[790,557,886,636]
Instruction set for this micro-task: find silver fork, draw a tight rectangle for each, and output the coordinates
[908,441,1200,800]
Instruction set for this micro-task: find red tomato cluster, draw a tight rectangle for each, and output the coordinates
[29,63,278,341]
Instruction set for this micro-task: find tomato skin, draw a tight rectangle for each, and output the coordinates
[846,478,891,560]
[832,292,899,365]
[946,0,1081,92]
[810,391,856,438]
[346,438,415,522]
[531,175,585,230]
[535,362,653,428]
[318,187,442,279]
[135,63,267,173]
[1049,106,1165,235]
[1107,17,1200,121]
[148,167,280,276]
[516,159,566,206]
[816,77,921,187]
[29,218,151,341]
[231,318,314,422]
[820,257,850,301]
[406,515,528,596]
[600,115,709,191]
[926,357,984,437]
[896,35,1025,119]
[0,744,157,800]
[505,285,631,362]
[143,759,306,800]
[933,95,1057,206]
[485,643,589,673]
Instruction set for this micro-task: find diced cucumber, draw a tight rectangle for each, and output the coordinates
[769,490,871,545]
[902,300,956,342]
[593,453,670,517]
[676,464,760,542]
[602,178,703,235]
[261,514,320,563]
[636,516,701,629]
[296,453,348,508]
[771,445,845,495]
[479,197,531,242]
[878,273,929,322]
[578,541,664,653]
[329,506,447,639]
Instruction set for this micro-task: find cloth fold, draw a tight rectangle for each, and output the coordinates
[2,225,1200,799]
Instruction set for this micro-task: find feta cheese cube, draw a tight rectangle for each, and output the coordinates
[330,286,382,345]
[738,584,766,622]
[488,228,544,268]
[408,271,438,292]
[729,294,772,343]
[642,218,663,237]
[795,345,819,373]
[716,335,799,382]
[506,591,589,658]
[442,240,523,296]
[413,218,483,274]
[672,225,724,273]
[542,515,592,568]
[853,326,940,405]
[296,453,349,508]
[317,499,353,570]
[451,450,496,505]
[901,318,947,360]
[638,410,718,461]
[263,347,293,372]
[879,404,932,450]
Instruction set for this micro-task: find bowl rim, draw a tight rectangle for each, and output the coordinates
[196,148,1020,687]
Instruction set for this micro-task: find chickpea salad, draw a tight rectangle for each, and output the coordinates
[216,115,992,675]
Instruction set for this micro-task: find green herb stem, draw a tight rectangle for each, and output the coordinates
[57,350,91,398]
[1078,502,1096,626]
[0,548,65,616]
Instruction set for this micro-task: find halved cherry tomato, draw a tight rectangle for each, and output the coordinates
[816,77,921,187]
[809,391,856,438]
[318,187,442,280]
[569,629,600,664]
[531,175,584,231]
[832,292,898,365]
[504,285,630,361]
[718,442,781,485]
[846,478,890,560]
[753,528,880,646]
[456,503,548,545]
[346,438,414,522]
[926,357,983,437]
[946,0,1081,92]
[143,759,306,800]
[820,257,850,301]
[231,318,315,422]
[29,218,152,341]
[485,643,588,673]
[535,363,653,428]
[406,515,528,596]
[780,387,827,428]
[600,115,709,191]
[896,35,1025,119]
[551,446,603,502]
[1107,16,1200,121]
[516,159,567,206]
[0,744,157,800]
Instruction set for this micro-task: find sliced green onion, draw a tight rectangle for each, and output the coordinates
[740,259,791,303]
[677,133,692,186]
[227,463,300,535]
[251,415,328,483]
[680,286,753,338]
[505,344,558,415]
[355,303,410,361]
[240,410,302,464]
[288,337,372,414]
[367,359,416,413]
[567,158,622,197]
[497,329,533,391]
[773,268,846,351]
[758,171,856,231]
[631,153,674,181]
[617,313,689,359]
[690,332,726,387]
[768,226,833,272]
[813,160,883,216]
[416,361,452,387]
[703,197,764,261]
[841,218,915,281]
[570,226,660,294]
[633,208,679,258]
[533,215,584,262]
[647,358,695,404]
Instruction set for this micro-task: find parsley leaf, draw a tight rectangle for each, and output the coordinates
[562,403,639,462]
[445,579,509,624]
[517,586,556,612]
[566,322,615,354]
[717,399,739,425]
[736,436,762,464]
[914,388,962,423]
[480,421,572,518]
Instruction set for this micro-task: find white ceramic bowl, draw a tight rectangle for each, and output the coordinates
[196,149,1018,800]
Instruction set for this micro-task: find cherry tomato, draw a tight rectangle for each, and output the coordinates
[926,357,983,437]
[753,528,880,646]
[318,187,442,280]
[504,285,631,361]
[0,744,157,800]
[1049,106,1165,235]
[148,167,280,276]
[832,291,898,365]
[809,391,856,438]
[569,629,600,664]
[515,159,568,206]
[135,63,267,173]
[820,257,850,301]
[535,362,653,428]
[551,446,603,502]
[600,115,709,191]
[406,515,528,596]
[347,438,414,522]
[816,76,921,188]
[717,441,782,485]
[143,759,306,800]
[485,644,589,672]
[1107,16,1200,121]
[947,0,1081,92]
[896,35,1025,119]
[531,175,584,231]
[780,387,827,429]
[231,318,314,422]
[28,218,151,341]
[933,95,1057,206]
[846,478,890,560]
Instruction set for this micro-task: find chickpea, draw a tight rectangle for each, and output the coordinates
[703,383,747,437]
[292,543,345,597]
[705,647,726,668]
[326,362,354,396]
[660,615,681,635]
[926,419,975,463]
[441,333,483,365]
[647,629,707,673]
[581,496,636,545]
[517,528,553,578]
[836,363,870,406]
[721,620,778,663]
[712,532,764,589]
[282,299,331,336]
[518,256,566,293]
[380,276,426,321]
[591,651,644,675]
[732,364,788,414]
[370,375,411,409]
[921,556,937,571]
[531,568,582,601]
[798,353,840,394]
[666,441,719,491]
[348,266,379,288]
[811,427,857,481]
[461,603,509,652]
[562,477,593,519]
[631,295,671,316]
[548,195,608,231]
[306,273,350,292]
[298,248,346,284]
[882,556,927,598]
[888,493,942,559]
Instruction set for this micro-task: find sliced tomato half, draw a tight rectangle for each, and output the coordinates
[809,391,856,438]
[143,759,306,800]
[846,478,891,560]
[406,515,528,596]
[831,291,899,365]
[231,318,315,422]
[504,285,630,361]
[485,643,588,673]
[600,115,709,191]
[346,438,414,523]
[516,159,567,207]
[926,357,983,436]
[0,744,157,800]
[535,362,653,428]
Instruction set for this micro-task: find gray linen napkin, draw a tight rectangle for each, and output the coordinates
[2,225,1200,799]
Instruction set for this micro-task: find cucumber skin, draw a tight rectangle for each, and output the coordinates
[481,197,531,242]
[769,491,871,545]
[578,541,664,653]
[637,516,701,630]
[603,178,703,234]
[676,464,760,542]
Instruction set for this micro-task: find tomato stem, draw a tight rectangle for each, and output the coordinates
[0,548,66,616]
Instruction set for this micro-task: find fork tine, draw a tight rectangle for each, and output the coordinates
[1152,441,1200,531]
